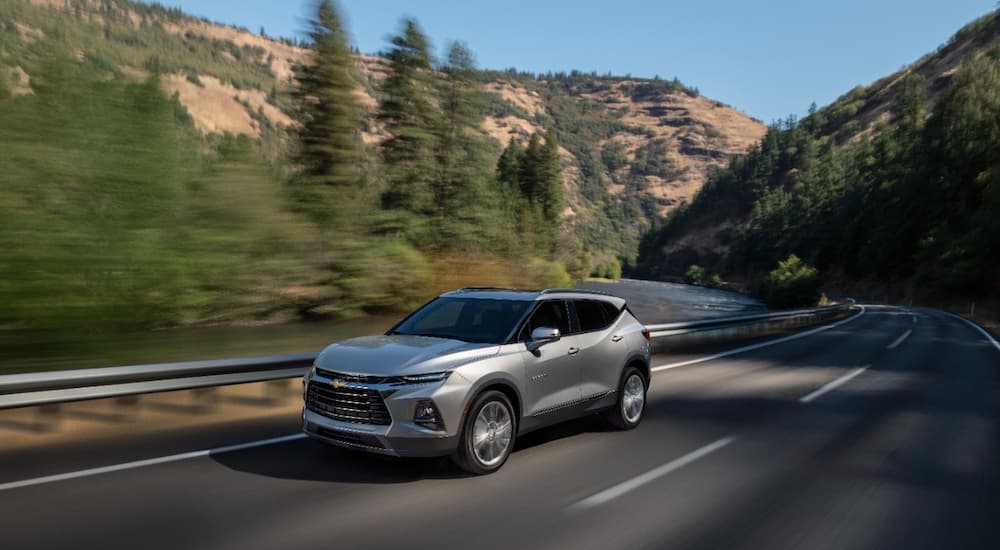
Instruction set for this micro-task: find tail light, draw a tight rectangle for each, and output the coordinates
[642,327,650,341]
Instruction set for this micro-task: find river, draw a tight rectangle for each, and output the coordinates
[1,279,763,374]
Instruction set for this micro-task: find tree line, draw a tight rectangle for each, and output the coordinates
[290,2,570,308]
[637,35,1000,305]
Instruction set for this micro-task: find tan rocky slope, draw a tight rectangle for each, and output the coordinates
[821,11,1000,142]
[10,0,765,224]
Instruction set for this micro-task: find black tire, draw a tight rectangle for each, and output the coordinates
[452,390,516,475]
[604,366,647,430]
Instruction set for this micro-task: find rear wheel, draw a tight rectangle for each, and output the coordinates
[605,367,646,430]
[453,391,516,475]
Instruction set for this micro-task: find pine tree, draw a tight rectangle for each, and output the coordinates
[519,133,542,199]
[496,138,523,195]
[433,42,500,250]
[289,0,361,229]
[538,130,564,220]
[378,18,439,228]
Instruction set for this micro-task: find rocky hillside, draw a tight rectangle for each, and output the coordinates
[1,0,764,259]
[635,9,1000,302]
[818,10,1000,144]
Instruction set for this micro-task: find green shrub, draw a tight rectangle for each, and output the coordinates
[528,258,572,288]
[707,274,724,288]
[564,252,592,281]
[758,255,820,309]
[684,264,706,285]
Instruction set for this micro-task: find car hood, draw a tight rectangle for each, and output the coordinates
[314,334,500,376]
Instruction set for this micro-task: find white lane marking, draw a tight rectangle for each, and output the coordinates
[0,306,877,493]
[886,329,912,350]
[569,436,736,510]
[940,311,1000,352]
[0,433,307,492]
[652,306,867,373]
[799,366,870,403]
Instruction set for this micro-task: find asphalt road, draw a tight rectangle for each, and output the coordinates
[1,306,998,550]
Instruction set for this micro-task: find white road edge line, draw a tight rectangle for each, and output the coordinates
[799,366,870,403]
[886,329,912,350]
[941,311,1000,352]
[0,306,869,493]
[0,433,307,492]
[569,436,736,511]
[652,306,867,373]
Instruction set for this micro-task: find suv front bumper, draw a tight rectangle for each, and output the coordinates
[302,410,458,457]
[301,368,469,457]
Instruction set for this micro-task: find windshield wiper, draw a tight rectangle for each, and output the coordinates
[418,332,469,341]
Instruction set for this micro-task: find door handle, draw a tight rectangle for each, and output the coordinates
[567,347,580,356]
[611,335,623,342]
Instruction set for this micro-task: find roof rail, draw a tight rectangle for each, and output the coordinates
[454,286,520,292]
[539,288,611,296]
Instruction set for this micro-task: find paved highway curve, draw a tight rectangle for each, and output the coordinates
[1,306,998,550]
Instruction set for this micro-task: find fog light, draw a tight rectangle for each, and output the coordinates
[414,399,444,431]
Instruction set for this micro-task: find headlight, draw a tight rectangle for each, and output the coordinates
[401,371,451,384]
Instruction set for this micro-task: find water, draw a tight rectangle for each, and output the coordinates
[1,279,763,374]
[578,278,765,323]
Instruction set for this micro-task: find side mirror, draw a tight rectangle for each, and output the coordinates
[527,326,561,352]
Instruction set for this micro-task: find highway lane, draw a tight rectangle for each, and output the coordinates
[1,307,997,550]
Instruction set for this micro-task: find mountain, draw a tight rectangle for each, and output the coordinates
[0,0,764,262]
[635,9,1000,306]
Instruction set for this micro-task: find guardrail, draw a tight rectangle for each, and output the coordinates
[644,301,854,353]
[0,301,855,410]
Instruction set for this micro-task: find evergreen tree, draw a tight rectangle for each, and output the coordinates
[538,130,565,222]
[519,133,542,199]
[495,131,564,256]
[496,138,523,195]
[378,18,439,232]
[536,130,565,254]
[433,42,499,249]
[289,0,361,229]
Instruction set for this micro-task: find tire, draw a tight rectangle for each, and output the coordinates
[605,366,646,430]
[453,390,516,475]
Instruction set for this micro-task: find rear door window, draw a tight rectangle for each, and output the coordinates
[602,302,623,324]
[575,300,613,333]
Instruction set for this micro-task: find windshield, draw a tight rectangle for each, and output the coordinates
[390,298,532,344]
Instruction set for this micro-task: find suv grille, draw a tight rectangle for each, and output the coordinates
[306,383,392,425]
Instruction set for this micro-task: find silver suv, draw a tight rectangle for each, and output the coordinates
[302,288,651,474]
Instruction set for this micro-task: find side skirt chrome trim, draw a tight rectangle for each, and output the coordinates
[531,390,615,417]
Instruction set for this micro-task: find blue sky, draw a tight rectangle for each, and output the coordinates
[145,0,995,123]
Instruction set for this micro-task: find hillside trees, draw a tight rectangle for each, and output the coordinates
[290,0,361,229]
[433,41,505,251]
[0,54,188,339]
[914,44,1000,291]
[377,18,439,239]
[290,3,431,316]
[496,131,565,256]
[637,39,1000,302]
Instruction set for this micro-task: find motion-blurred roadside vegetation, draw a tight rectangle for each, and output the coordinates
[0,1,581,367]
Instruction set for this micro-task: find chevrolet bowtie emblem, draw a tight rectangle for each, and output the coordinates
[330,379,346,389]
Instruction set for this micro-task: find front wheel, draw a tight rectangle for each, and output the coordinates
[605,367,646,430]
[453,390,516,475]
